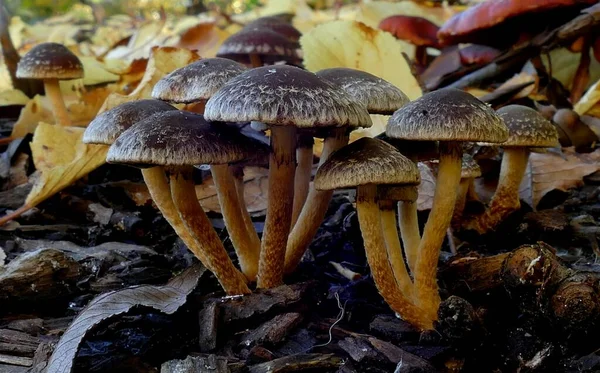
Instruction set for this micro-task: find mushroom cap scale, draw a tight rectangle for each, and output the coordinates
[217,27,301,65]
[17,42,84,80]
[316,67,409,115]
[386,88,508,143]
[83,99,177,145]
[205,65,372,129]
[495,105,560,148]
[461,154,481,178]
[314,137,420,191]
[107,110,261,166]
[152,58,247,104]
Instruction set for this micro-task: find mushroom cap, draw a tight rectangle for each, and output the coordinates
[17,42,84,80]
[438,0,597,46]
[216,27,301,65]
[496,105,560,148]
[459,45,502,66]
[314,137,420,191]
[386,88,508,143]
[379,15,440,48]
[461,154,481,179]
[83,99,177,145]
[107,111,260,166]
[152,58,247,104]
[316,67,409,115]
[204,65,372,129]
[245,17,302,41]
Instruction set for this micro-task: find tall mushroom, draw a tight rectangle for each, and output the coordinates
[451,154,482,229]
[464,105,559,234]
[205,65,371,288]
[107,110,259,295]
[315,137,431,330]
[386,88,508,319]
[284,68,403,274]
[16,42,83,126]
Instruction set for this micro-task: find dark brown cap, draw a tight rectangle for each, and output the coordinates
[386,88,508,143]
[205,65,372,129]
[245,16,302,41]
[316,68,409,115]
[216,27,301,65]
[379,15,440,48]
[496,105,559,148]
[107,111,260,166]
[83,99,177,145]
[17,42,84,80]
[314,137,419,191]
[152,58,247,104]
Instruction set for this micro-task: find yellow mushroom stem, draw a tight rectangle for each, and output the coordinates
[284,128,349,274]
[232,168,261,252]
[169,165,250,295]
[184,100,206,114]
[357,184,433,330]
[466,178,479,201]
[292,138,314,227]
[211,164,261,281]
[44,78,71,126]
[398,200,421,275]
[464,147,529,234]
[257,125,297,288]
[413,142,462,320]
[379,199,413,295]
[451,178,471,228]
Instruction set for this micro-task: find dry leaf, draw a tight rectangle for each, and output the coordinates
[0,89,30,107]
[354,0,448,29]
[543,48,600,100]
[10,96,54,139]
[575,78,600,117]
[105,18,168,62]
[519,147,600,208]
[25,123,108,207]
[46,264,206,373]
[68,86,116,126]
[170,22,231,58]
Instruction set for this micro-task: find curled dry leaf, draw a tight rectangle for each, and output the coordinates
[10,95,54,139]
[170,22,231,58]
[46,264,206,373]
[519,147,600,208]
[0,89,29,107]
[575,78,600,118]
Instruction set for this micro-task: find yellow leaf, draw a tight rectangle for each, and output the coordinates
[26,123,108,207]
[543,48,600,99]
[10,96,54,139]
[302,20,422,101]
[0,90,30,107]
[354,0,448,29]
[168,22,231,58]
[575,79,600,117]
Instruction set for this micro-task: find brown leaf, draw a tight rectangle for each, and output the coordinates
[46,264,206,373]
[172,22,231,58]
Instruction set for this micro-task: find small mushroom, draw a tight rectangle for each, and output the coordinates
[387,88,508,319]
[379,15,441,66]
[16,42,83,126]
[245,16,302,42]
[464,105,559,234]
[152,57,247,113]
[205,65,371,288]
[107,111,258,295]
[452,154,482,228]
[217,27,301,68]
[315,137,431,330]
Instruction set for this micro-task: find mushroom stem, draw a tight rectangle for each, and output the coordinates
[466,179,479,201]
[257,126,297,288]
[398,200,421,274]
[184,101,206,114]
[249,53,262,68]
[211,163,260,281]
[451,179,470,228]
[380,199,413,295]
[413,142,462,318]
[414,45,428,66]
[292,137,314,227]
[284,128,349,274]
[233,168,261,251]
[44,79,71,126]
[357,184,432,330]
[465,148,529,234]
[169,166,250,295]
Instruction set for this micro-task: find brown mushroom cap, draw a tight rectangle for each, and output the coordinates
[83,99,177,145]
[438,0,597,46]
[379,15,440,48]
[107,110,260,166]
[314,137,420,191]
[245,17,302,41]
[459,45,502,66]
[152,58,247,104]
[217,27,301,65]
[16,42,83,80]
[204,65,372,129]
[386,88,508,143]
[316,68,409,115]
[496,105,560,148]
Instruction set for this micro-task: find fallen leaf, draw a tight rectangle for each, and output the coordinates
[354,0,448,29]
[543,48,600,101]
[10,96,54,139]
[46,264,206,373]
[519,147,600,208]
[170,22,231,58]
[575,78,600,117]
[0,89,30,107]
[105,18,168,62]
[68,86,115,126]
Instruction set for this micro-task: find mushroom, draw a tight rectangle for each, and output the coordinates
[452,154,482,228]
[107,110,258,295]
[379,15,441,67]
[152,57,247,113]
[205,65,371,288]
[386,88,508,318]
[16,42,83,126]
[315,137,431,330]
[464,105,559,234]
[245,16,302,42]
[284,68,407,273]
[217,27,301,68]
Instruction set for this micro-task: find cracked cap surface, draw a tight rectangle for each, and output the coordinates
[496,105,559,148]
[17,42,83,80]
